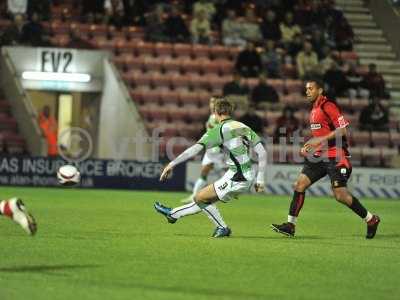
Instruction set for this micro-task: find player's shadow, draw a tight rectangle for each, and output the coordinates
[0,264,100,276]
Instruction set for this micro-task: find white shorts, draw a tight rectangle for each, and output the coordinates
[213,170,254,202]
[201,148,226,169]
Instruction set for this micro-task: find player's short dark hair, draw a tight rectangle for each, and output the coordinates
[307,78,324,89]
[214,97,234,116]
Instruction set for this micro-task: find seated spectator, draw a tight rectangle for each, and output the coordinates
[238,104,264,136]
[286,33,304,61]
[164,6,190,43]
[104,0,125,28]
[222,9,246,48]
[359,97,389,131]
[7,0,27,17]
[239,8,262,44]
[310,29,328,59]
[235,42,262,78]
[145,5,168,42]
[260,40,281,78]
[280,12,302,47]
[66,28,96,49]
[190,10,211,44]
[260,9,281,42]
[296,41,319,80]
[333,18,354,51]
[81,0,104,23]
[323,62,349,98]
[193,0,216,22]
[345,62,368,99]
[361,63,389,99]
[319,46,336,74]
[27,0,50,21]
[273,106,300,144]
[251,73,280,109]
[223,72,249,96]
[0,13,25,46]
[22,12,51,47]
[39,105,58,157]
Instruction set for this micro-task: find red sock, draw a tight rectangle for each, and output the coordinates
[1,201,13,218]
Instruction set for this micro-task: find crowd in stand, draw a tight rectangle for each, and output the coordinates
[0,0,393,137]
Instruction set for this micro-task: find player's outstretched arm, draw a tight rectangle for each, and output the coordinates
[254,143,267,193]
[160,144,204,181]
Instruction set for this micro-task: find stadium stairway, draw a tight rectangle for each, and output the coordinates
[336,0,400,101]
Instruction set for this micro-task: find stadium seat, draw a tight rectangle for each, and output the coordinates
[124,26,145,40]
[351,131,371,146]
[173,43,192,58]
[381,147,399,167]
[371,131,390,147]
[209,45,229,60]
[160,90,181,106]
[350,147,362,166]
[143,57,163,73]
[179,92,200,107]
[390,131,400,148]
[181,58,204,74]
[135,41,155,57]
[362,148,382,167]
[192,44,210,59]
[350,98,369,111]
[154,42,174,58]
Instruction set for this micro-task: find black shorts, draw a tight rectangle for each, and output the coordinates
[301,157,352,188]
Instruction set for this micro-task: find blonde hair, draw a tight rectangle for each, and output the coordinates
[214,97,234,116]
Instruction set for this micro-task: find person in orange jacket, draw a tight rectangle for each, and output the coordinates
[39,105,58,156]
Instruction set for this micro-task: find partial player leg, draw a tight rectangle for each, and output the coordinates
[182,163,213,203]
[0,198,37,235]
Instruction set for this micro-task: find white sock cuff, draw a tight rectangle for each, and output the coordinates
[364,211,373,223]
[288,215,297,225]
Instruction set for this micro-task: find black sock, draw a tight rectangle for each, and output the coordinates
[349,195,368,219]
[289,191,305,217]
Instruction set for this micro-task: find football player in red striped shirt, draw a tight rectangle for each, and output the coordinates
[271,79,380,239]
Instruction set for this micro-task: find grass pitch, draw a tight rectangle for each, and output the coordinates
[0,187,399,300]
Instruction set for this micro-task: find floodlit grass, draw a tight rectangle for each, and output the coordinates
[0,187,399,300]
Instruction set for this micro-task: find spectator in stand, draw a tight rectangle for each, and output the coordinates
[251,73,280,109]
[280,12,302,48]
[323,61,349,98]
[333,17,354,51]
[361,63,388,99]
[145,5,168,42]
[260,9,281,42]
[164,5,190,43]
[345,62,368,99]
[193,0,216,22]
[39,105,58,157]
[286,33,304,61]
[7,0,27,17]
[0,13,25,46]
[318,46,336,74]
[104,0,125,28]
[238,104,264,136]
[190,9,211,44]
[81,0,105,23]
[310,28,328,59]
[122,0,146,26]
[359,97,389,132]
[296,41,319,80]
[239,7,262,44]
[260,40,281,78]
[66,28,96,49]
[27,0,50,21]
[22,12,51,47]
[222,9,246,47]
[223,72,249,96]
[273,106,300,144]
[235,42,262,78]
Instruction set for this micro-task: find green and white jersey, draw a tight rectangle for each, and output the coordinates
[197,118,261,180]
[205,114,221,154]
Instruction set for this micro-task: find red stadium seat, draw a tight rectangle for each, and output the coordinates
[390,131,400,148]
[350,98,369,111]
[371,131,390,147]
[154,42,173,58]
[161,57,181,74]
[351,131,371,147]
[209,45,230,60]
[381,147,399,167]
[143,57,163,73]
[169,74,190,89]
[160,90,181,106]
[173,43,192,58]
[362,148,382,167]
[181,58,203,74]
[192,44,210,59]
[350,147,362,166]
[179,92,200,107]
[135,41,155,57]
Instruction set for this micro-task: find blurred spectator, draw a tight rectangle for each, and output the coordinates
[361,63,388,99]
[280,12,302,47]
[319,46,336,74]
[238,104,264,136]
[223,72,249,96]
[27,0,50,21]
[104,0,125,28]
[81,0,104,23]
[0,13,25,46]
[193,0,216,22]
[333,18,354,51]
[235,42,262,78]
[7,0,27,17]
[222,9,246,47]
[239,8,262,44]
[145,5,168,42]
[274,106,300,144]
[123,0,146,25]
[260,9,281,42]
[359,97,389,131]
[22,12,51,47]
[310,29,328,59]
[66,29,96,49]
[296,41,319,80]
[164,6,190,43]
[251,73,280,109]
[39,106,58,157]
[260,40,281,78]
[286,33,303,59]
[190,10,211,44]
[323,62,349,98]
[345,62,368,99]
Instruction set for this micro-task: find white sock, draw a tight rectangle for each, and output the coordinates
[203,204,227,228]
[288,215,297,225]
[192,177,207,196]
[170,201,202,219]
[364,211,373,223]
